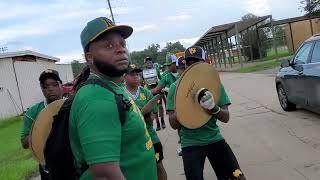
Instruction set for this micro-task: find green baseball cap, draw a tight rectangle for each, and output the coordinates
[80,17,133,50]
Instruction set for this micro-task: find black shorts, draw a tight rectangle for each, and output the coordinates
[182,140,243,180]
[153,142,164,163]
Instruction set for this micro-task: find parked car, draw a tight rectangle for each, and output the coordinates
[62,82,74,98]
[275,34,320,113]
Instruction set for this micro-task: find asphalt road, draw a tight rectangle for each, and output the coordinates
[31,71,320,180]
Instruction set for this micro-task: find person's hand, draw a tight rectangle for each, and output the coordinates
[197,89,215,110]
[143,113,153,124]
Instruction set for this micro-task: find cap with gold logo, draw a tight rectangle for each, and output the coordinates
[39,69,62,84]
[127,63,142,73]
[80,17,133,51]
[184,46,206,61]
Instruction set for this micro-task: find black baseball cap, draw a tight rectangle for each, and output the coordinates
[144,57,152,63]
[39,69,62,84]
[127,63,142,73]
[184,46,206,61]
[176,56,186,69]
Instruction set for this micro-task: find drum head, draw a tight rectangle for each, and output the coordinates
[175,63,221,129]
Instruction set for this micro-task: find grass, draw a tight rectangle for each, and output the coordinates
[227,47,292,73]
[0,116,38,180]
[218,47,291,65]
[235,59,282,73]
[264,47,291,61]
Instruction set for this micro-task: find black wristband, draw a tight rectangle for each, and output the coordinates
[209,105,220,115]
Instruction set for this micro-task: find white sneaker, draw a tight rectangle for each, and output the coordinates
[176,146,182,156]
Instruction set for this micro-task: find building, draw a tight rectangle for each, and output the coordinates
[0,50,74,118]
[282,16,320,53]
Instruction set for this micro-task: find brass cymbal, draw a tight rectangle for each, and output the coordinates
[30,99,64,165]
[140,94,161,115]
[175,62,221,129]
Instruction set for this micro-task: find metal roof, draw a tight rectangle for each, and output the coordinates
[0,50,60,62]
[195,15,271,45]
[259,15,320,28]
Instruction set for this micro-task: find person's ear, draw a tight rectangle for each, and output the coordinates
[85,52,94,65]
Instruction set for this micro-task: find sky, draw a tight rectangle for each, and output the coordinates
[0,0,304,63]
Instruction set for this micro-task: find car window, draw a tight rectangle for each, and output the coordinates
[310,41,320,63]
[293,42,313,65]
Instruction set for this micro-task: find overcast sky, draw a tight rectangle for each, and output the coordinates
[0,0,304,63]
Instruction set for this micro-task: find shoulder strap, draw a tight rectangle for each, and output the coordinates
[79,78,129,126]
[169,73,177,82]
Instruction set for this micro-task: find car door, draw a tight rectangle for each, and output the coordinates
[304,40,320,112]
[284,42,313,105]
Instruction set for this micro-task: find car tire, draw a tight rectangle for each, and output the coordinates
[277,84,296,111]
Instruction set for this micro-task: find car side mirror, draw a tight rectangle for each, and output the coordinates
[289,58,297,66]
[281,59,291,68]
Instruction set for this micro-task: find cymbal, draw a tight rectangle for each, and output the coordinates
[30,99,64,165]
[175,62,221,129]
[140,94,161,115]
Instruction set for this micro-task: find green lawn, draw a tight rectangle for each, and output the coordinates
[216,47,291,65]
[235,60,282,73]
[0,117,38,180]
[264,47,291,61]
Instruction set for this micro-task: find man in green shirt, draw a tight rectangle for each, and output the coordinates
[151,54,178,95]
[124,63,167,180]
[143,57,165,131]
[21,69,63,180]
[69,17,157,180]
[166,46,246,180]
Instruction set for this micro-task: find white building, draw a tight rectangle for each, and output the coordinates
[0,50,74,118]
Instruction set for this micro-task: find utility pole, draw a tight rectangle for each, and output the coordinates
[106,0,115,23]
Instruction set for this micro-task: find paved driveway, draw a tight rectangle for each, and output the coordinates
[31,71,320,180]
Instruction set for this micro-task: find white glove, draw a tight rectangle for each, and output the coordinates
[199,90,215,110]
[163,87,169,93]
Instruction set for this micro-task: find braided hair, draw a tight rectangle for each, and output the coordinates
[73,65,90,92]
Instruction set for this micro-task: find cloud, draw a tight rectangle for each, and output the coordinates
[165,14,191,22]
[0,1,129,42]
[242,0,271,16]
[56,51,85,64]
[19,46,34,51]
[133,24,157,33]
[161,37,200,48]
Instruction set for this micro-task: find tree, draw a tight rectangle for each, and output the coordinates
[274,26,286,47]
[130,43,161,66]
[301,0,320,16]
[162,42,186,54]
[239,13,270,61]
[130,41,186,66]
[71,60,85,77]
[158,42,186,64]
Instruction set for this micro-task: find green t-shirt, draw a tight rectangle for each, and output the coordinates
[21,101,46,139]
[161,70,169,80]
[69,75,157,180]
[166,81,231,148]
[159,73,178,88]
[127,86,160,144]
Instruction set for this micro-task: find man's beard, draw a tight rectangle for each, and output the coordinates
[93,58,128,77]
